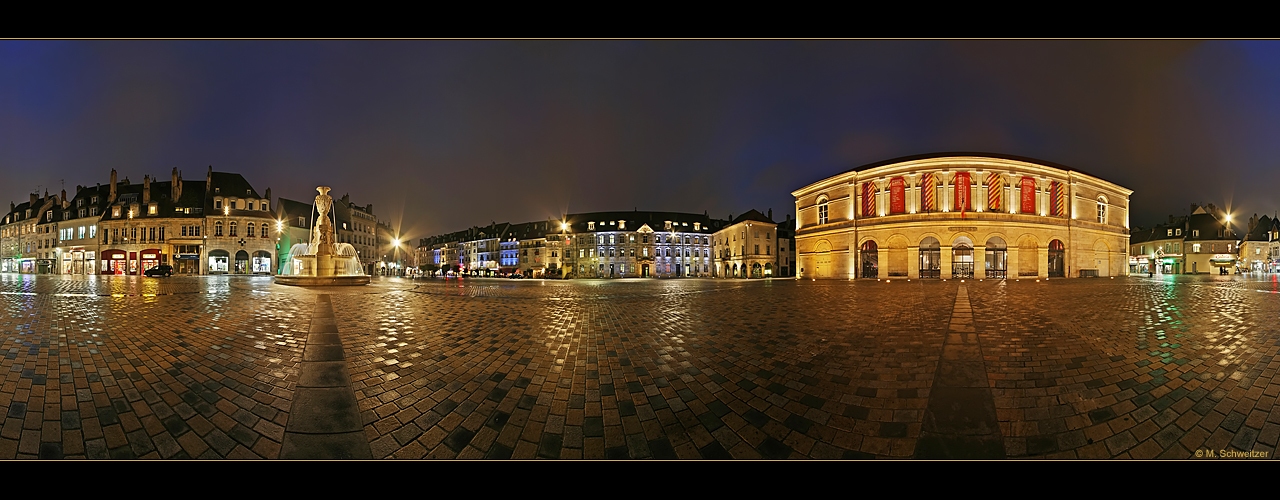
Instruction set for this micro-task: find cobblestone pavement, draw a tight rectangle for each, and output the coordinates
[1,272,1278,459]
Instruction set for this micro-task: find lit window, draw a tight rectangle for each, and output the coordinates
[1176,229,1182,236]
[1167,229,1172,236]
[818,196,829,225]
[1096,196,1107,224]
[1193,243,1201,253]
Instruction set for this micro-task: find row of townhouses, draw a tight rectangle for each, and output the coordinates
[414,209,797,279]
[0,167,389,276]
[1128,203,1280,275]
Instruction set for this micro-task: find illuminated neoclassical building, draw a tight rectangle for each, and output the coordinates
[792,153,1132,279]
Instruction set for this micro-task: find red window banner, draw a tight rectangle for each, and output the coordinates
[862,182,876,217]
[1021,177,1036,214]
[889,177,906,215]
[954,173,971,213]
[921,173,935,211]
[1050,181,1065,216]
[987,174,1002,211]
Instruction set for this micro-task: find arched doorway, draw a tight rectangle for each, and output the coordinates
[253,251,272,274]
[952,237,974,279]
[751,263,762,278]
[1048,239,1065,278]
[765,263,773,277]
[860,241,879,278]
[209,250,230,274]
[984,237,1007,279]
[234,250,250,274]
[920,237,941,278]
[1094,240,1110,277]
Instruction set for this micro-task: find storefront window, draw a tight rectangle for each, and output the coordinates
[209,256,229,272]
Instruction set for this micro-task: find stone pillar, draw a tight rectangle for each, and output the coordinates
[975,245,987,278]
[1006,246,1018,278]
[1039,245,1049,278]
[908,246,920,279]
[941,246,953,279]
[977,171,987,212]
[877,247,888,278]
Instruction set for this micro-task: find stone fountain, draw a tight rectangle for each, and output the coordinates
[275,186,371,286]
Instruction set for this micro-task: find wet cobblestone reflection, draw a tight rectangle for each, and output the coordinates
[1,273,1277,459]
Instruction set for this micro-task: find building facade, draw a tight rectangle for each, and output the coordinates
[1130,204,1240,275]
[1239,214,1278,273]
[793,153,1133,279]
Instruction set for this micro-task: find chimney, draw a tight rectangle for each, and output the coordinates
[172,167,181,200]
[265,187,271,205]
[206,166,213,193]
[109,169,118,203]
[768,208,773,221]
[143,175,151,204]
[61,189,67,208]
[30,193,37,205]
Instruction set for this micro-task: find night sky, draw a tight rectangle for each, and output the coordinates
[4,40,1280,240]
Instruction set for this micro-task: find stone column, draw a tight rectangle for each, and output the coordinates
[975,245,987,278]
[908,246,920,279]
[1039,245,1049,279]
[941,245,953,279]
[877,247,888,278]
[1006,245,1018,278]
[977,171,987,213]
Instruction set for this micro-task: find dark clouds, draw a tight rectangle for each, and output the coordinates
[3,40,1278,239]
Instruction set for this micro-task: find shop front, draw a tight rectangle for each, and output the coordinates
[1210,254,1237,274]
[36,259,54,274]
[1129,256,1150,275]
[140,249,162,274]
[1,258,14,272]
[172,243,201,275]
[20,259,34,274]
[252,251,272,274]
[208,249,230,274]
[102,250,128,274]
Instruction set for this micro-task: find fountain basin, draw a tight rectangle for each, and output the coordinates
[275,275,371,286]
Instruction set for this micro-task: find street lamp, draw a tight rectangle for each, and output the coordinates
[392,237,401,277]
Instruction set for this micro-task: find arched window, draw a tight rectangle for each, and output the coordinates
[919,237,941,278]
[817,196,829,225]
[229,221,238,237]
[261,224,268,238]
[215,221,224,237]
[860,241,878,278]
[1096,196,1108,224]
[1048,239,1066,278]
[247,223,255,238]
[985,237,1007,279]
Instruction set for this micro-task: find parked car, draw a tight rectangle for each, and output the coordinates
[144,264,174,277]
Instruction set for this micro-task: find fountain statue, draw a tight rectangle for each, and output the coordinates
[274,186,371,286]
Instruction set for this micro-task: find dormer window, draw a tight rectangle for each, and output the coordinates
[77,199,84,207]
[148,203,157,215]
[1176,229,1181,236]
[215,199,222,209]
[46,211,53,222]
[215,188,220,194]
[694,223,700,231]
[587,222,595,231]
[91,196,98,204]
[112,207,121,218]
[1167,229,1172,236]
